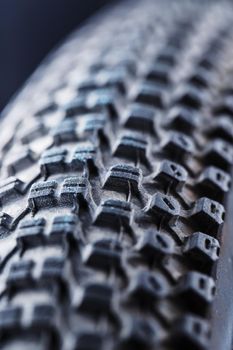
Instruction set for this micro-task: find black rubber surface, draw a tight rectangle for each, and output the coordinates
[1,1,233,349]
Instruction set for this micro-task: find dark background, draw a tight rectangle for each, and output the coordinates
[0,0,112,112]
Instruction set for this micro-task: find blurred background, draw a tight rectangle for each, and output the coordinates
[0,0,112,112]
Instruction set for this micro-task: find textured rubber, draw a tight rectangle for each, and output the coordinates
[1,0,233,349]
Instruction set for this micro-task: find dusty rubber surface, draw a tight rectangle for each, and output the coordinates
[0,0,233,349]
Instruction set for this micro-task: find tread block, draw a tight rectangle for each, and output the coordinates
[74,283,113,316]
[161,132,194,160]
[183,232,220,268]
[71,144,97,172]
[171,314,210,350]
[83,239,122,272]
[65,96,88,117]
[205,117,233,143]
[190,197,225,236]
[128,271,167,303]
[135,82,165,108]
[164,107,198,134]
[0,212,12,230]
[87,88,118,117]
[53,119,77,144]
[94,199,132,229]
[175,271,215,312]
[0,307,22,331]
[74,332,103,350]
[187,68,212,89]
[49,214,77,243]
[0,177,24,205]
[21,122,47,144]
[17,218,45,247]
[7,260,34,287]
[60,177,88,205]
[136,230,174,261]
[124,103,155,133]
[213,95,233,116]
[7,149,37,175]
[77,77,100,93]
[120,318,156,348]
[103,164,141,193]
[156,47,178,66]
[153,160,187,192]
[96,68,128,94]
[203,139,233,172]
[41,257,65,280]
[35,102,57,117]
[40,147,67,176]
[147,192,180,222]
[31,304,56,328]
[146,62,171,85]
[173,85,205,110]
[114,132,148,163]
[196,166,231,202]
[81,112,107,134]
[28,180,57,210]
